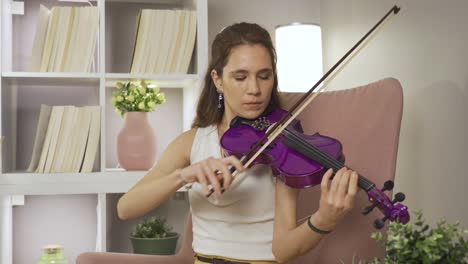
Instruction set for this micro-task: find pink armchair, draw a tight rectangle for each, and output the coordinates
[77,78,404,263]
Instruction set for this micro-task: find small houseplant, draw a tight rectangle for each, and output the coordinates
[112,80,166,117]
[129,216,179,255]
[354,210,468,264]
[112,80,166,170]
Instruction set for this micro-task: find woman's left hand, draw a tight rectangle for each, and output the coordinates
[311,167,359,231]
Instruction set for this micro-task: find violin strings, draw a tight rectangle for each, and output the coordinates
[285,128,344,170]
[288,131,373,190]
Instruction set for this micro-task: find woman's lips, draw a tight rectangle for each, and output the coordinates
[244,102,263,109]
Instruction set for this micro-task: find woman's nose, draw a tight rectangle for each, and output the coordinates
[246,78,261,95]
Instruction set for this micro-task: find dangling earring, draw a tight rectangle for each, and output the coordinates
[218,92,223,109]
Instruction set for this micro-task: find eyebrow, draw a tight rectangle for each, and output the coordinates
[229,68,273,75]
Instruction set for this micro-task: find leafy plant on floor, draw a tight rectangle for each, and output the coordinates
[350,210,468,264]
[131,216,174,239]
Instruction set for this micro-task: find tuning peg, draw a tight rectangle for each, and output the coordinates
[362,202,378,215]
[392,192,405,203]
[382,180,394,192]
[374,216,388,229]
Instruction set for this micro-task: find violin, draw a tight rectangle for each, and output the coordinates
[203,5,409,228]
[220,108,410,229]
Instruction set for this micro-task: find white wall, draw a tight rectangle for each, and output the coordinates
[320,0,468,226]
[208,0,320,56]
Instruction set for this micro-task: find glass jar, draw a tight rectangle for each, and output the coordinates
[37,245,68,264]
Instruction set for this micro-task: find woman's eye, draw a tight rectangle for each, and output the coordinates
[258,74,271,80]
[235,76,246,81]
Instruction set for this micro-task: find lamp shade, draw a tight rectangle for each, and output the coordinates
[275,23,323,93]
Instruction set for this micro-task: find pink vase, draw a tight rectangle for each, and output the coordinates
[117,112,156,170]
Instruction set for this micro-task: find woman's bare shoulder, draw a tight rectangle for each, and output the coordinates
[167,127,198,159]
[147,128,198,176]
[175,127,197,145]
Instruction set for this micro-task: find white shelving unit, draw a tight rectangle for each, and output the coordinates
[0,0,208,263]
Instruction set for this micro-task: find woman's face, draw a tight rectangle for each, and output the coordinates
[212,44,274,122]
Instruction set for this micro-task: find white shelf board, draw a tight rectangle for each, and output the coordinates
[0,171,187,195]
[105,73,199,88]
[1,72,101,86]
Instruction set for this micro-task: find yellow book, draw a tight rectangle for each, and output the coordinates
[62,7,80,72]
[54,7,73,72]
[155,10,176,73]
[174,10,192,73]
[29,5,50,71]
[145,10,165,73]
[40,7,59,72]
[180,11,197,74]
[43,106,65,173]
[51,106,77,173]
[81,106,101,173]
[71,107,92,172]
[83,7,99,72]
[62,106,83,172]
[168,10,187,73]
[130,10,143,73]
[27,104,52,172]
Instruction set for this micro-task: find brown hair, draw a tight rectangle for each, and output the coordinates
[191,22,281,128]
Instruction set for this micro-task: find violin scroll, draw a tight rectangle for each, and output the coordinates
[363,180,410,229]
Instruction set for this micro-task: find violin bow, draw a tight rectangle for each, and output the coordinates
[204,6,401,198]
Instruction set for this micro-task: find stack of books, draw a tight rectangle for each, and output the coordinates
[130,9,197,74]
[29,5,99,72]
[27,105,101,173]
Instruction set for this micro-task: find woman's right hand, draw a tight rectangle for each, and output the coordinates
[179,156,244,197]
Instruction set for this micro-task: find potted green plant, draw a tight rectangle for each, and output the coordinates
[129,216,179,255]
[353,210,468,264]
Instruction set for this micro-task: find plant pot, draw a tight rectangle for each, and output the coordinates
[117,112,156,170]
[129,233,179,255]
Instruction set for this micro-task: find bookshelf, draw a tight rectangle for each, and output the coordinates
[0,0,207,263]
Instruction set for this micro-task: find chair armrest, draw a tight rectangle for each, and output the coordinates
[76,252,192,264]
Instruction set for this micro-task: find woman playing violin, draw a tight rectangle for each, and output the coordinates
[117,22,359,264]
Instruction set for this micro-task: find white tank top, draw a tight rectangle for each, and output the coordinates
[188,125,276,260]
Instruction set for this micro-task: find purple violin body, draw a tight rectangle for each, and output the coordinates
[220,108,410,227]
[221,109,345,189]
